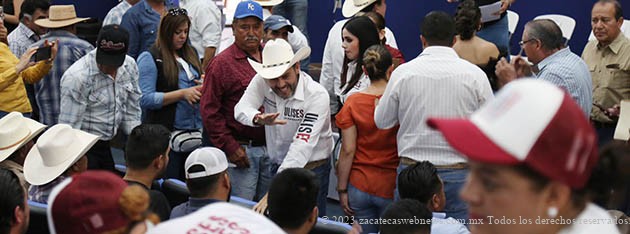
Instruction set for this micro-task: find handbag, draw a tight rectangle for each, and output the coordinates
[169,129,202,153]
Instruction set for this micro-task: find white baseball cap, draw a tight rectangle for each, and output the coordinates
[185,147,229,179]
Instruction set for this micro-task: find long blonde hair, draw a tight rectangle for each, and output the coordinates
[155,9,202,87]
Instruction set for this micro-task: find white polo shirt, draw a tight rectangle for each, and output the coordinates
[234,71,333,172]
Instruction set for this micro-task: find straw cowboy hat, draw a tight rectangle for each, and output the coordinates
[342,0,378,17]
[0,112,46,162]
[254,0,284,6]
[35,5,89,29]
[24,124,99,186]
[248,39,310,79]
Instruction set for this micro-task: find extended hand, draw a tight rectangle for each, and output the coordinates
[253,193,269,215]
[495,57,517,88]
[256,113,288,125]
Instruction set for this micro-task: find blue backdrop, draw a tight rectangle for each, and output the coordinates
[56,0,630,63]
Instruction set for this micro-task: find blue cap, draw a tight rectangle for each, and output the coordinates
[234,0,263,21]
[263,15,294,32]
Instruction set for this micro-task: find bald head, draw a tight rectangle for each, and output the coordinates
[524,19,564,51]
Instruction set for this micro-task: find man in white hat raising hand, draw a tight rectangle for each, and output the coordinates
[234,39,333,216]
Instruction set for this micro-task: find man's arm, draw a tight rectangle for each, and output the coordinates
[197,2,222,70]
[234,75,266,127]
[277,91,331,172]
[121,59,142,135]
[58,67,87,129]
[374,70,402,129]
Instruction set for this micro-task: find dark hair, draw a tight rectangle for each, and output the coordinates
[364,11,387,44]
[340,16,380,94]
[398,161,442,205]
[186,165,223,198]
[524,19,565,51]
[125,124,171,170]
[455,0,481,40]
[513,144,625,210]
[380,199,432,234]
[421,11,456,46]
[362,45,392,82]
[19,0,50,20]
[155,8,202,87]
[597,0,623,20]
[268,168,319,229]
[0,169,25,234]
[359,0,384,14]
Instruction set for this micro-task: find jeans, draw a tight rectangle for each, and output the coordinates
[272,0,310,72]
[348,184,393,234]
[228,145,272,201]
[271,158,331,217]
[478,15,510,56]
[396,163,469,222]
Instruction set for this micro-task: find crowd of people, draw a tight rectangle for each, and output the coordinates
[0,0,629,233]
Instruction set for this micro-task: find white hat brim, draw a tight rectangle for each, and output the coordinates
[0,118,46,162]
[24,130,99,185]
[35,17,89,29]
[249,46,311,79]
[255,0,284,6]
[342,0,377,18]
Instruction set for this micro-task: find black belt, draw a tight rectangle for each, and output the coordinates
[236,139,265,147]
[591,121,616,128]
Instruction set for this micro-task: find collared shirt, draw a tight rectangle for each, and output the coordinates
[0,160,29,190]
[375,46,493,165]
[181,0,222,59]
[31,30,94,125]
[120,0,161,58]
[170,197,221,219]
[582,34,630,123]
[28,176,66,204]
[234,72,333,172]
[432,212,470,234]
[137,51,203,130]
[8,23,40,57]
[339,61,369,104]
[103,0,133,26]
[320,19,398,114]
[0,42,51,113]
[58,50,142,140]
[536,47,592,117]
[200,44,265,156]
[558,203,620,234]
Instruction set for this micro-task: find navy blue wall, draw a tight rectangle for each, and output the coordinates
[307,0,630,63]
[57,0,630,63]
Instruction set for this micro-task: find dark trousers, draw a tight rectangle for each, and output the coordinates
[87,140,115,172]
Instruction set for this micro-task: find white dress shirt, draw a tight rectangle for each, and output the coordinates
[374,46,493,165]
[320,18,398,114]
[181,0,222,59]
[234,71,333,172]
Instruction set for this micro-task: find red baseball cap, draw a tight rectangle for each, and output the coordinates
[427,79,598,189]
[47,171,131,234]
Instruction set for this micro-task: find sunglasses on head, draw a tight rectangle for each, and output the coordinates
[167,8,187,16]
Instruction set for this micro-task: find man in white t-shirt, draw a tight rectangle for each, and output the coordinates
[180,0,222,70]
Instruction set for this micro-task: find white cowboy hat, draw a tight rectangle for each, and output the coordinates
[35,5,89,29]
[342,0,378,18]
[24,124,99,186]
[248,39,310,79]
[0,112,46,162]
[254,0,284,6]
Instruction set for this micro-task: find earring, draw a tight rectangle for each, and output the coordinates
[547,206,558,218]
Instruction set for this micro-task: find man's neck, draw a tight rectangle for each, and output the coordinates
[243,47,262,62]
[598,33,620,48]
[194,191,227,201]
[123,170,157,188]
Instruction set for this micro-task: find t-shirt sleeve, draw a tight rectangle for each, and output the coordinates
[335,96,355,129]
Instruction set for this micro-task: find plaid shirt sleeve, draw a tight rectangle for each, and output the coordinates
[59,63,88,130]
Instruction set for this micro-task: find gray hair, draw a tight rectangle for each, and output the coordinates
[524,19,564,51]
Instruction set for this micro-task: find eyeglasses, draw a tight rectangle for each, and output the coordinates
[167,8,187,16]
[517,38,537,57]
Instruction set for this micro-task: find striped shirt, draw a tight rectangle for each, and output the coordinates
[375,46,493,165]
[103,0,133,26]
[536,47,593,117]
[32,30,94,126]
[7,23,40,57]
[59,50,142,140]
